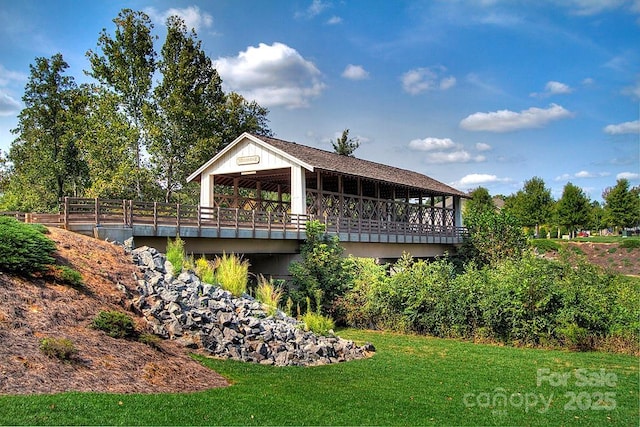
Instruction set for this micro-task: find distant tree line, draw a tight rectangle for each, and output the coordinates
[0,9,272,212]
[465,177,640,239]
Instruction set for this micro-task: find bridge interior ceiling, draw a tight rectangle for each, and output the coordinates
[213,168,451,203]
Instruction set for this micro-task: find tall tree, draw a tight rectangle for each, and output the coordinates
[464,187,496,217]
[504,177,553,236]
[86,9,156,199]
[5,54,88,212]
[555,182,590,238]
[147,16,226,202]
[602,178,640,232]
[332,129,360,156]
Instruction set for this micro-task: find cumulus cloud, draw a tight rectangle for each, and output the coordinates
[555,170,610,181]
[460,103,573,132]
[458,174,508,186]
[214,42,325,109]
[0,90,21,116]
[342,64,369,80]
[475,142,492,151]
[617,172,640,180]
[408,137,485,164]
[531,81,573,97]
[401,67,456,95]
[409,137,456,151]
[604,119,640,134]
[145,6,213,31]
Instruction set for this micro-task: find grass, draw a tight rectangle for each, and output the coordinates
[0,330,637,426]
[215,253,249,297]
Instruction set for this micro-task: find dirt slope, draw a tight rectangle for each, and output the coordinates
[0,227,227,395]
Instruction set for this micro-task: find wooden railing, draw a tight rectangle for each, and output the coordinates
[4,197,466,241]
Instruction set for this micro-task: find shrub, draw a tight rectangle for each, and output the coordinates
[288,220,346,313]
[166,235,186,273]
[0,217,56,274]
[39,337,77,360]
[195,255,215,284]
[215,253,249,297]
[54,265,84,287]
[255,274,284,317]
[529,239,560,253]
[91,310,135,339]
[620,239,640,249]
[138,333,162,349]
[336,257,388,328]
[301,311,335,336]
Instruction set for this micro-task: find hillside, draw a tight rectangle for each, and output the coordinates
[0,227,227,395]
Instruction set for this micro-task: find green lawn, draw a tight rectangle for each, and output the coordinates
[0,330,637,426]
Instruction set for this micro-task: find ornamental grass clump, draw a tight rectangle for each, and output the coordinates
[166,235,186,273]
[214,253,249,297]
[255,274,284,316]
[195,255,215,284]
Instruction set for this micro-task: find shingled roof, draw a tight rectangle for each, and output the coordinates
[252,134,466,197]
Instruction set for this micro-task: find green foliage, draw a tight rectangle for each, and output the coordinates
[138,333,162,349]
[215,253,249,297]
[195,255,215,284]
[459,209,527,266]
[463,186,495,217]
[91,310,136,339]
[39,337,78,360]
[166,235,185,273]
[331,128,359,156]
[620,238,640,249]
[54,265,84,287]
[0,217,56,274]
[255,274,284,317]
[602,178,640,230]
[300,311,335,336]
[288,220,346,314]
[503,177,553,235]
[529,238,560,253]
[338,251,639,350]
[555,182,591,237]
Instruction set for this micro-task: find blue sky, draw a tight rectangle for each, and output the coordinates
[0,0,639,202]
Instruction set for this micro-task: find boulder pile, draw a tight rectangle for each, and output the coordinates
[130,246,373,366]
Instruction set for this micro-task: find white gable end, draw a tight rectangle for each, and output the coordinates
[211,138,296,175]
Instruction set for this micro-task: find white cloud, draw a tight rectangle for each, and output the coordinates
[0,64,26,86]
[424,151,486,164]
[475,142,492,151]
[603,119,640,134]
[401,67,456,95]
[458,173,508,186]
[460,103,574,132]
[145,6,213,31]
[409,137,456,151]
[296,0,330,19]
[622,79,640,100]
[561,0,626,16]
[617,172,640,180]
[342,64,369,80]
[555,170,610,181]
[214,42,325,109]
[0,90,21,116]
[327,16,342,25]
[531,81,573,98]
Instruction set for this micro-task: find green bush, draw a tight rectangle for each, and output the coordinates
[55,265,84,287]
[195,255,215,284]
[39,337,77,360]
[91,310,136,339]
[620,238,640,249]
[166,235,186,273]
[138,333,162,349]
[288,220,346,314]
[301,311,335,336]
[0,217,56,274]
[529,239,560,253]
[335,257,388,328]
[215,253,249,297]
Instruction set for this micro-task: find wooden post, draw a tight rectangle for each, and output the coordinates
[176,203,181,230]
[233,177,240,208]
[95,197,100,226]
[153,202,158,232]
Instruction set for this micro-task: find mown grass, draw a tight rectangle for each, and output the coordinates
[0,330,637,426]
